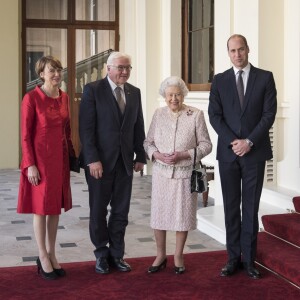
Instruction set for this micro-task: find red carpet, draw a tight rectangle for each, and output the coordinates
[262,213,300,247]
[256,232,300,287]
[293,196,300,212]
[1,251,300,300]
[257,197,300,287]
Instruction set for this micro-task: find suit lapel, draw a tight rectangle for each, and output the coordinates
[229,68,243,114]
[102,77,121,125]
[243,65,256,112]
[122,84,132,123]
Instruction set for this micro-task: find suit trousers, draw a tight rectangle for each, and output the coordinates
[219,157,265,264]
[85,155,133,258]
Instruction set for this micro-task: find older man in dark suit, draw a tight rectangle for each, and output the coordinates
[208,34,277,279]
[79,52,146,274]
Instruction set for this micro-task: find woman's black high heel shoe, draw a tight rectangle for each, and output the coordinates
[36,258,58,280]
[148,258,167,273]
[53,267,66,277]
[174,265,185,274]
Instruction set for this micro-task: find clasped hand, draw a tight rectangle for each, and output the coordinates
[231,139,251,157]
[154,151,188,165]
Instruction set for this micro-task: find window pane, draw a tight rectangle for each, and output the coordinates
[189,0,214,30]
[75,29,115,92]
[188,28,214,84]
[26,28,68,92]
[75,0,116,21]
[26,0,67,20]
[189,0,202,31]
[183,0,214,87]
[203,0,214,27]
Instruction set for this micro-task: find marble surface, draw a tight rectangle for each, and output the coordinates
[0,169,225,267]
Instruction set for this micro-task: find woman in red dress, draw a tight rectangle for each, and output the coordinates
[17,56,75,280]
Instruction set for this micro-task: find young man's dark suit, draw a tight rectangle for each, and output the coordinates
[79,76,146,266]
[209,64,277,276]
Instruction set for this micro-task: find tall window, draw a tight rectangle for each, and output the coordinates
[182,0,214,91]
[23,0,119,153]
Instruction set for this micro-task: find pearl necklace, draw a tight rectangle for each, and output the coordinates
[41,85,59,98]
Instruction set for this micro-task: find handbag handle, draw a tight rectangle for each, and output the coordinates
[193,148,204,169]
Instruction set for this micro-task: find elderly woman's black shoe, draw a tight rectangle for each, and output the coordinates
[36,258,58,280]
[54,267,66,277]
[148,258,167,273]
[174,266,185,274]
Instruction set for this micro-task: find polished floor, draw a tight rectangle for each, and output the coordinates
[0,169,225,268]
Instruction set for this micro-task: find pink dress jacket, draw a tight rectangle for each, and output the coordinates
[17,86,75,215]
[144,105,212,178]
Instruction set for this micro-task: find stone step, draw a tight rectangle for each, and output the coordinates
[197,201,288,245]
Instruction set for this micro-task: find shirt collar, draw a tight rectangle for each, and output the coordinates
[107,76,124,91]
[233,63,251,75]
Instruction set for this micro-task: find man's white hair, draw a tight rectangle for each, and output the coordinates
[107,51,132,65]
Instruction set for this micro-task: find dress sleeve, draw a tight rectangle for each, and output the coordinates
[143,109,159,161]
[20,93,36,169]
[188,110,212,162]
[65,93,76,157]
[79,83,99,165]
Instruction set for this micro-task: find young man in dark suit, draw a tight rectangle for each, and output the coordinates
[79,52,146,274]
[208,34,277,279]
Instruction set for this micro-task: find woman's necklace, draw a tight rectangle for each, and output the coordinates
[41,85,59,98]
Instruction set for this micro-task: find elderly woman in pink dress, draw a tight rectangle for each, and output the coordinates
[144,76,212,274]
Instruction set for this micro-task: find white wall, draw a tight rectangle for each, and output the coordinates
[276,0,300,193]
[0,0,20,169]
[120,0,181,131]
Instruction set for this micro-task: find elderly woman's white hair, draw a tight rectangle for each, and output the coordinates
[107,51,132,65]
[159,76,189,98]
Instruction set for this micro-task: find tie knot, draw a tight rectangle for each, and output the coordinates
[115,86,122,93]
[238,70,243,76]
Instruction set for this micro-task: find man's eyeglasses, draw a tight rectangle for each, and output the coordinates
[110,65,132,72]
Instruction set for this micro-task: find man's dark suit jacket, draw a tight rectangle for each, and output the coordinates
[79,77,146,175]
[209,65,277,162]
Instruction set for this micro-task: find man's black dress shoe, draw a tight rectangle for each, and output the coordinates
[220,260,241,277]
[245,264,261,279]
[110,257,131,272]
[95,257,109,274]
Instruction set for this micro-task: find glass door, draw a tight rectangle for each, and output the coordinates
[26,28,68,93]
[23,0,119,154]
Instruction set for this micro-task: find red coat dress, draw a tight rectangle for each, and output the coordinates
[17,86,75,215]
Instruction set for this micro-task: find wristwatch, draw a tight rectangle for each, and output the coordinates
[245,138,254,147]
